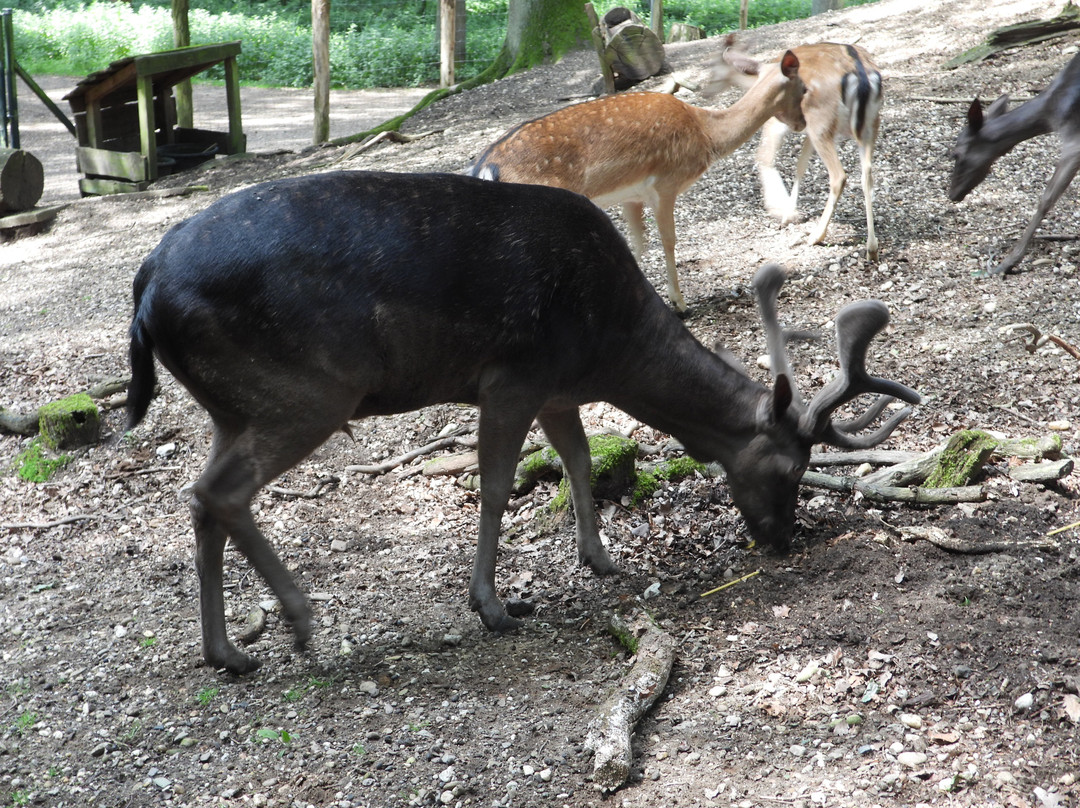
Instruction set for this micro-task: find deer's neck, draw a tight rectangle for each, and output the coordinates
[608,321,766,464]
[699,80,789,160]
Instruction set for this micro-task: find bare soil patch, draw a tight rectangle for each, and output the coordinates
[3,1,1080,807]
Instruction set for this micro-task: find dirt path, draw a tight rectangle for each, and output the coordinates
[14,75,429,205]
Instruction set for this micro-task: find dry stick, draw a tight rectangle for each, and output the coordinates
[801,470,985,504]
[910,95,1034,104]
[700,569,761,598]
[585,612,676,792]
[344,427,478,475]
[2,514,95,531]
[266,474,341,499]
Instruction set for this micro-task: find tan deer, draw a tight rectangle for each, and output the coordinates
[718,43,882,260]
[467,50,806,314]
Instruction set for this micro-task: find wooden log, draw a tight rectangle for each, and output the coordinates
[604,21,665,89]
[585,612,676,792]
[0,148,45,212]
[1008,458,1074,483]
[945,2,1080,66]
[668,22,703,42]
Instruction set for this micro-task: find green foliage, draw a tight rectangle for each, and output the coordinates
[12,438,70,483]
[254,727,293,744]
[7,0,878,90]
[195,686,219,707]
[13,711,37,735]
[632,456,708,505]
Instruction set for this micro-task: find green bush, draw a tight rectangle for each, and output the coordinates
[7,0,877,89]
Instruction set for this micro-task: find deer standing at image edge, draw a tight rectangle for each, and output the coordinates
[467,50,806,314]
[711,41,883,260]
[125,171,919,675]
[948,50,1080,276]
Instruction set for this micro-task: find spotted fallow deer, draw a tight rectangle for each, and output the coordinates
[467,50,806,314]
[718,43,883,260]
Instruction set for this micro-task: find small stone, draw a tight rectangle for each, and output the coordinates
[897,751,927,768]
[790,744,807,757]
[708,685,726,698]
[522,764,535,776]
[113,624,129,639]
[539,768,552,782]
[330,539,349,553]
[899,713,922,729]
[1014,692,1034,710]
[1048,420,1071,431]
[795,660,819,683]
[156,442,177,458]
[152,777,172,790]
[357,680,378,696]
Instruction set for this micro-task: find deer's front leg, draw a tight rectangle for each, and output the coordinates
[537,407,618,577]
[468,395,537,632]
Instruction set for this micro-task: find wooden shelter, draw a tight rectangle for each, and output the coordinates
[64,41,245,195]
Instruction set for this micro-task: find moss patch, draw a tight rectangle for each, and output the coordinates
[38,392,100,450]
[13,437,71,483]
[549,434,639,513]
[632,456,709,505]
[924,429,999,488]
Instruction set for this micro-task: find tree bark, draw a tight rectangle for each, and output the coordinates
[0,148,44,212]
[171,0,193,129]
[312,0,331,144]
[811,0,844,13]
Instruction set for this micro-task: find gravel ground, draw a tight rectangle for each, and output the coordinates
[3,1,1080,807]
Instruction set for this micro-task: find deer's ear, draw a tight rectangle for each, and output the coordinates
[779,50,800,78]
[986,94,1010,120]
[966,97,984,132]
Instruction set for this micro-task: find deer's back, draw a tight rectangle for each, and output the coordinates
[131,171,667,420]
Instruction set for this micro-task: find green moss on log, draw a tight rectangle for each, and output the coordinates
[550,434,639,513]
[632,456,708,505]
[38,392,100,449]
[924,429,998,488]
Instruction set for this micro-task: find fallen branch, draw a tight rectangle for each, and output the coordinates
[2,514,95,531]
[899,525,1059,554]
[1000,322,1080,360]
[266,475,341,499]
[910,94,1034,104]
[585,611,676,792]
[801,470,986,504]
[344,426,478,475]
[330,128,440,164]
[1,378,130,436]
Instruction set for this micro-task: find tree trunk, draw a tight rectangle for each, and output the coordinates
[0,148,44,212]
[811,0,844,13]
[483,0,592,82]
[312,0,330,144]
[171,0,192,129]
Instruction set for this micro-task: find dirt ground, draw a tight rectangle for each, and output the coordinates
[3,0,1080,806]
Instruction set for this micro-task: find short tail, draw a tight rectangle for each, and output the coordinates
[126,312,157,431]
[466,162,499,181]
[841,45,882,144]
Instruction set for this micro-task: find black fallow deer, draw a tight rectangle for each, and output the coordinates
[949,51,1080,276]
[126,171,919,674]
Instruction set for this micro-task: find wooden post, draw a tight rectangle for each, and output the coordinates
[312,0,330,144]
[440,0,456,88]
[171,0,193,129]
[739,0,749,29]
[650,0,663,43]
[584,3,615,94]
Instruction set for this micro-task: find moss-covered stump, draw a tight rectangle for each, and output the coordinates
[923,429,998,488]
[38,393,100,449]
[632,456,709,505]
